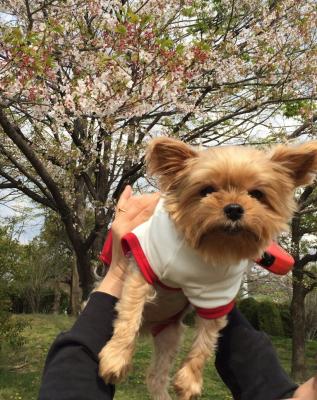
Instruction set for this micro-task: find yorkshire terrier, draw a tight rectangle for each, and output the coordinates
[99,137,317,400]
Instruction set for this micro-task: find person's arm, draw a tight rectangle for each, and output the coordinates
[38,292,118,400]
[215,306,298,400]
[38,187,160,400]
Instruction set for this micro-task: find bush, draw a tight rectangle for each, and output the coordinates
[0,294,27,350]
[278,303,292,338]
[238,298,289,337]
[257,300,284,337]
[238,297,259,329]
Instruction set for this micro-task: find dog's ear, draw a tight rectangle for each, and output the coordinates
[146,137,198,190]
[270,142,317,187]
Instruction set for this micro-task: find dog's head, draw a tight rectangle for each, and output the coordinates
[146,138,317,264]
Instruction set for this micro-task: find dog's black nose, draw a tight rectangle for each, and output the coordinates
[224,204,244,221]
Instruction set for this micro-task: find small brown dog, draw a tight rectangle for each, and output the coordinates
[99,138,317,400]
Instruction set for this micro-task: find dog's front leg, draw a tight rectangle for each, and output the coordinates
[99,261,155,384]
[173,315,227,400]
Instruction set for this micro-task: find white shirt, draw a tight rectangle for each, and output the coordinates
[121,199,249,318]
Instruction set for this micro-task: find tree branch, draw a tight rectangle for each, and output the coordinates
[298,252,317,269]
[0,143,55,204]
[0,108,85,249]
[0,182,16,189]
[0,168,57,209]
[288,113,317,140]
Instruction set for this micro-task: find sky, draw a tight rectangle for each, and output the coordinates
[0,196,43,243]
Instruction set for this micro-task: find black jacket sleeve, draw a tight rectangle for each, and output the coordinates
[38,292,118,400]
[215,306,298,400]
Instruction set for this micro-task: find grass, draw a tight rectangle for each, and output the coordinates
[0,314,316,400]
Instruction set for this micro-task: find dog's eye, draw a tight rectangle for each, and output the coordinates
[200,186,216,197]
[249,189,264,201]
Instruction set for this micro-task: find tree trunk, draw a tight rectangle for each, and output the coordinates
[52,282,61,314]
[291,272,306,381]
[70,257,82,315]
[76,249,94,300]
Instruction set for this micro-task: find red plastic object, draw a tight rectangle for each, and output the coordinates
[255,242,294,275]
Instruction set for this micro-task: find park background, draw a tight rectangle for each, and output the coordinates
[0,0,316,398]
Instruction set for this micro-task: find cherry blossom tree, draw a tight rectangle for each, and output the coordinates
[0,0,316,303]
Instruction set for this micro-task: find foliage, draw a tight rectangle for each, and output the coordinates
[257,300,284,337]
[238,297,259,329]
[0,296,27,349]
[239,298,291,337]
[0,226,27,350]
[278,303,292,338]
[10,213,72,313]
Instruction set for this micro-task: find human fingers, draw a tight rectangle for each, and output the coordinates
[130,193,160,227]
[116,192,160,222]
[112,192,160,239]
[116,185,133,212]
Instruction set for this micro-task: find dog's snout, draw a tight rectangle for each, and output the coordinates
[224,203,244,221]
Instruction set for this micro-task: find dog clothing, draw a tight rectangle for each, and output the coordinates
[101,199,251,319]
[101,200,294,319]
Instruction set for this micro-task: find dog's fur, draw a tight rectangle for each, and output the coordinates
[99,138,317,400]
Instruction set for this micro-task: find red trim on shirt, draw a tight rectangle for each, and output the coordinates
[151,304,189,337]
[100,230,182,291]
[100,230,112,265]
[121,232,159,285]
[195,299,235,319]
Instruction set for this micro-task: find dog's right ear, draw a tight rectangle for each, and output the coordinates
[146,137,197,190]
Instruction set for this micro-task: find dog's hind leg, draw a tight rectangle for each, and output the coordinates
[147,321,185,400]
[99,261,155,384]
[173,316,227,400]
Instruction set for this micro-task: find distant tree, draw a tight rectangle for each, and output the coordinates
[0,225,26,349]
[12,213,72,313]
[289,184,317,380]
[305,285,317,341]
[0,0,316,299]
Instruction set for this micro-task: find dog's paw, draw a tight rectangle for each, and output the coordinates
[173,364,202,400]
[98,342,132,384]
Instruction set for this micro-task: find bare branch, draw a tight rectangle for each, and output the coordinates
[288,113,317,140]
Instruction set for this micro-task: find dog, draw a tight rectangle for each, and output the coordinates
[99,137,317,400]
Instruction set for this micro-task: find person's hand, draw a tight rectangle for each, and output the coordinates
[111,185,160,267]
[96,186,160,298]
[285,376,317,399]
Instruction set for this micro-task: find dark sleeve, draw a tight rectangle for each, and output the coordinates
[38,292,118,400]
[215,306,298,400]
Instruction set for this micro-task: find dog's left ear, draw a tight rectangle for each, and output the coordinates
[146,137,198,190]
[270,141,317,187]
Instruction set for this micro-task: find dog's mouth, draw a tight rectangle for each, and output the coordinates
[222,225,243,235]
[207,224,259,240]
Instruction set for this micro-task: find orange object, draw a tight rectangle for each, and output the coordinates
[256,242,294,275]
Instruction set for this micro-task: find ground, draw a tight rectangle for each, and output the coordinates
[0,314,316,400]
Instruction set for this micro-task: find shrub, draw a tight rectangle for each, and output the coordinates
[278,303,292,338]
[257,300,284,337]
[238,297,259,329]
[0,293,27,350]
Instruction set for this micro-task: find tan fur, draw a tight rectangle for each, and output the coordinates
[99,138,317,399]
[173,316,227,400]
[147,321,185,400]
[99,261,155,383]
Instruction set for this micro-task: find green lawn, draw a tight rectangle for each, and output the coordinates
[0,314,316,400]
